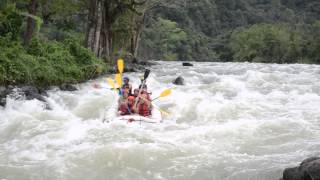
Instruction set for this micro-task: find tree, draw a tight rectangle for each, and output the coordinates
[308,21,320,63]
[141,17,187,61]
[85,0,147,63]
[0,3,23,39]
[24,0,38,43]
[129,0,175,58]
[230,23,306,63]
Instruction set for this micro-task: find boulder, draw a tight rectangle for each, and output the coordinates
[301,157,320,166]
[0,85,48,107]
[0,86,15,107]
[20,85,39,96]
[134,59,158,66]
[173,76,184,85]
[0,86,7,97]
[282,157,320,180]
[20,85,46,102]
[0,86,9,107]
[182,62,194,66]
[20,86,51,109]
[59,84,78,91]
[283,167,304,180]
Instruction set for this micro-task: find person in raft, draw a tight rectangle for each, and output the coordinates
[122,77,132,95]
[133,93,152,117]
[118,90,135,115]
[118,75,153,117]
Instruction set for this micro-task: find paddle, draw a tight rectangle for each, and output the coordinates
[152,89,172,101]
[115,74,122,88]
[107,78,116,89]
[92,78,117,89]
[152,103,170,116]
[143,69,151,81]
[117,59,124,74]
[134,69,150,108]
[116,59,124,88]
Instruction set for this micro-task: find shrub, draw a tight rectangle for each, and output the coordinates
[230,24,306,63]
[0,34,107,87]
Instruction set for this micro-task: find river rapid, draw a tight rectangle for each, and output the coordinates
[0,61,320,180]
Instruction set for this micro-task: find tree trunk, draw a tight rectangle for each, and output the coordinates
[86,0,101,55]
[85,0,96,50]
[24,0,37,44]
[101,4,108,61]
[130,36,135,55]
[93,0,102,55]
[133,12,146,58]
[85,0,144,62]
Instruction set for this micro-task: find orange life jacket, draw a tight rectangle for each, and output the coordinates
[141,90,151,101]
[138,102,150,117]
[119,103,132,115]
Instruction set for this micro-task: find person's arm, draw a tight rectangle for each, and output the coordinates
[145,99,151,108]
[132,102,139,113]
[128,84,133,95]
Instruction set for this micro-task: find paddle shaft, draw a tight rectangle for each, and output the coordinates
[152,97,160,101]
[134,69,150,108]
[134,79,146,108]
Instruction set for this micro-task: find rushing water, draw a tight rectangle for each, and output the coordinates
[0,61,320,180]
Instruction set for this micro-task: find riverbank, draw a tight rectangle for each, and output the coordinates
[0,33,107,107]
[0,41,152,108]
[0,35,107,87]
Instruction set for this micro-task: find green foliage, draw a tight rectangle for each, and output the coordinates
[0,0,7,10]
[111,10,136,56]
[38,0,86,30]
[229,23,320,64]
[0,4,23,39]
[0,34,106,87]
[307,21,320,63]
[230,24,307,63]
[141,18,187,61]
[139,0,320,63]
[0,1,109,87]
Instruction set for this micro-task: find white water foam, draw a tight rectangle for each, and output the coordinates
[0,61,320,180]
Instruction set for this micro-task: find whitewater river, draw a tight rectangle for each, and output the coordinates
[0,61,320,180]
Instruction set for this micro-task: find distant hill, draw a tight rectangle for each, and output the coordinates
[138,0,320,63]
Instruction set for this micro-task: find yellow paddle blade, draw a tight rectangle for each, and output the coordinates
[152,103,170,116]
[107,78,115,89]
[160,89,172,98]
[117,59,124,74]
[159,108,170,116]
[115,74,122,87]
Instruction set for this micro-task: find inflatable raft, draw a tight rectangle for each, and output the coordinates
[114,108,162,123]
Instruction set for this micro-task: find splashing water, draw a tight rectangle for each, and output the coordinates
[0,61,320,180]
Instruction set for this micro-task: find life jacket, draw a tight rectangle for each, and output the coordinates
[119,103,131,115]
[138,102,150,117]
[141,90,151,101]
[128,96,135,103]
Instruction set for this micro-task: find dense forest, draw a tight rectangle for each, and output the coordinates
[0,0,148,87]
[0,0,320,87]
[139,0,320,63]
